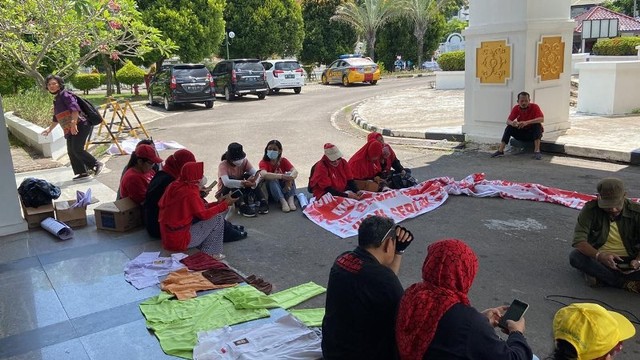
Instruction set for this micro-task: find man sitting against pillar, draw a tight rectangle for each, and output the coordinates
[491,91,544,160]
[569,178,640,293]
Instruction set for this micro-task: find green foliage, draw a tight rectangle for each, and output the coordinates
[300,0,357,65]
[442,18,468,41]
[3,88,54,128]
[0,61,36,95]
[601,0,635,16]
[116,61,145,86]
[376,61,386,73]
[592,37,640,55]
[99,73,107,85]
[223,0,304,59]
[437,50,465,71]
[71,73,101,93]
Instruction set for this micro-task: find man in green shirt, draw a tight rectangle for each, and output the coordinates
[570,178,640,293]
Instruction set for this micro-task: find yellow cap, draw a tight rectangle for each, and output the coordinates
[553,303,636,360]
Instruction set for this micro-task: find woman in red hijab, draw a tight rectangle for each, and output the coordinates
[308,143,361,200]
[159,162,235,260]
[348,138,385,191]
[395,239,533,360]
[368,132,416,189]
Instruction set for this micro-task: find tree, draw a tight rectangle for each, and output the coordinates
[402,0,451,68]
[116,60,145,88]
[0,0,175,89]
[602,0,637,16]
[300,0,357,65]
[223,0,304,59]
[442,18,468,41]
[331,0,403,61]
[137,0,225,66]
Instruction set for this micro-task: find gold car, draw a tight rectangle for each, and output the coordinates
[321,56,380,86]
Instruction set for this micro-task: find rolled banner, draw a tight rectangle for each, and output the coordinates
[40,217,74,240]
[296,192,309,210]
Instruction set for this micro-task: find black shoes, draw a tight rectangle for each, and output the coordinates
[239,204,257,217]
[257,200,269,214]
[72,173,90,181]
[93,162,104,176]
[490,150,504,158]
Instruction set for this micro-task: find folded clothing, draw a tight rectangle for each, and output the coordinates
[180,251,228,271]
[161,268,237,300]
[202,268,273,295]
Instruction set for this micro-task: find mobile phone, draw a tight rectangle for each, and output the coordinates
[616,262,633,270]
[204,180,217,191]
[230,189,243,199]
[498,299,529,330]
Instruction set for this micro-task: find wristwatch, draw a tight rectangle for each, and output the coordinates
[395,250,405,255]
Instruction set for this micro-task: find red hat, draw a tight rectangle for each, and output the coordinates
[324,143,343,161]
[135,144,163,163]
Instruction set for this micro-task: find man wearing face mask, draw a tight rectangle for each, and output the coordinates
[308,143,362,200]
[218,142,268,217]
[570,178,640,293]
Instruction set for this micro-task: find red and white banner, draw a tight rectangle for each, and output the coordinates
[303,173,604,238]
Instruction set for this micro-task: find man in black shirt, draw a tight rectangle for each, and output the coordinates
[322,216,414,360]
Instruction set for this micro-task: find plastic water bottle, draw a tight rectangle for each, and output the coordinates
[296,192,309,210]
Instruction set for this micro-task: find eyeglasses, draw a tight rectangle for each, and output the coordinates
[380,224,397,244]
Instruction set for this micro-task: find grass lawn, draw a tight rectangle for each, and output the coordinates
[82,93,147,107]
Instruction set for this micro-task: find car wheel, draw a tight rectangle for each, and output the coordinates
[224,86,234,101]
[342,76,350,87]
[273,89,280,94]
[370,80,378,85]
[294,87,301,94]
[148,92,155,105]
[267,85,273,95]
[204,101,214,109]
[321,74,328,85]
[163,95,174,111]
[257,92,266,100]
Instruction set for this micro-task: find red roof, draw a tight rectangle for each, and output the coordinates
[574,6,640,32]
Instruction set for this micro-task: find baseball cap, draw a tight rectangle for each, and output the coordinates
[553,303,636,360]
[135,144,163,163]
[597,178,625,209]
[324,143,343,161]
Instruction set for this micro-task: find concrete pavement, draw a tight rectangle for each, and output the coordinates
[352,84,640,164]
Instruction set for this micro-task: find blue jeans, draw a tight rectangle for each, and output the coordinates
[267,180,296,201]
[569,249,640,287]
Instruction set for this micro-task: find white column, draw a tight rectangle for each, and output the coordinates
[0,95,28,236]
[463,0,574,143]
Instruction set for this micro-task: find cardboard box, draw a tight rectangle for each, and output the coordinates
[54,200,87,228]
[20,199,55,229]
[94,198,141,232]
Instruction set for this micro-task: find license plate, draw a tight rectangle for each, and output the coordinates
[365,67,372,72]
[285,74,295,79]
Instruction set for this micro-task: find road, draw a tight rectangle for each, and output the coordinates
[101,78,640,358]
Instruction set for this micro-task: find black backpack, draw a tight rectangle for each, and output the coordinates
[66,91,103,126]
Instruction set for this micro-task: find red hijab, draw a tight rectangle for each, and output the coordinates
[309,155,353,199]
[162,149,196,179]
[368,132,397,172]
[158,162,204,226]
[396,239,479,360]
[348,140,383,180]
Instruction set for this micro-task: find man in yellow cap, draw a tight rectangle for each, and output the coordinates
[570,178,640,292]
[551,303,636,359]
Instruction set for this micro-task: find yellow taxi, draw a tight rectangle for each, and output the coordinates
[321,55,380,86]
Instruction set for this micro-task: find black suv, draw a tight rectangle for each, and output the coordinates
[211,59,268,101]
[148,64,215,110]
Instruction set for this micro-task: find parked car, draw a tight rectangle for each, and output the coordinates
[211,59,268,101]
[261,59,305,94]
[148,63,215,111]
[421,60,441,71]
[321,55,380,86]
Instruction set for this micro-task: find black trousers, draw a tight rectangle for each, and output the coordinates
[500,123,543,144]
[569,250,640,287]
[67,122,97,175]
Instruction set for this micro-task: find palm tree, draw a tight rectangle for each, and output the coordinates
[331,0,402,61]
[403,0,451,67]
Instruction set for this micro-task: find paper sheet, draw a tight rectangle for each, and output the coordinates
[40,217,74,240]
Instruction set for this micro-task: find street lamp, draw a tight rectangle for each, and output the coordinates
[225,31,235,59]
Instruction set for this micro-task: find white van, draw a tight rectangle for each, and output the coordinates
[261,59,305,94]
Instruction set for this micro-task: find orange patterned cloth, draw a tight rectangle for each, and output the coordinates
[160,268,237,300]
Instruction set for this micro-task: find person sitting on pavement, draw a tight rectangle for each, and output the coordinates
[118,144,163,206]
[258,140,299,213]
[396,238,534,360]
[322,215,414,360]
[550,303,636,360]
[569,178,640,293]
[348,137,387,192]
[116,139,158,199]
[159,162,236,260]
[491,91,544,160]
[217,142,268,218]
[368,132,416,189]
[308,143,362,200]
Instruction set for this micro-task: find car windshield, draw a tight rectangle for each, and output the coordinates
[275,61,300,71]
[345,58,375,66]
[234,62,263,72]
[173,67,209,78]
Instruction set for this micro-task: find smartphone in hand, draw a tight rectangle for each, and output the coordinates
[616,261,633,271]
[498,299,529,330]
[230,189,243,199]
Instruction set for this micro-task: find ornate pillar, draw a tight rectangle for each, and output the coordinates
[0,95,28,236]
[463,0,574,143]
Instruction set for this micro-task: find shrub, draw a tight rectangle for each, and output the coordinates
[592,37,640,56]
[377,61,387,74]
[3,88,54,128]
[437,50,465,71]
[116,61,146,87]
[70,73,101,94]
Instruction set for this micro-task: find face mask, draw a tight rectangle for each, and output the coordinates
[266,150,279,160]
[233,158,244,166]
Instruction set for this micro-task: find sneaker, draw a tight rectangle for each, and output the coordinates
[490,150,504,158]
[72,173,90,181]
[257,200,269,214]
[280,199,290,213]
[212,254,226,261]
[239,204,256,218]
[583,273,603,288]
[533,152,542,160]
[287,196,297,211]
[232,224,245,232]
[93,161,104,176]
[623,280,640,293]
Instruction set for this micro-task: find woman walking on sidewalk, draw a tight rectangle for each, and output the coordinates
[40,75,103,181]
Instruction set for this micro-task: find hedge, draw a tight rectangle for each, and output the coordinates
[592,36,640,56]
[70,73,101,94]
[116,61,145,86]
[437,50,465,71]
